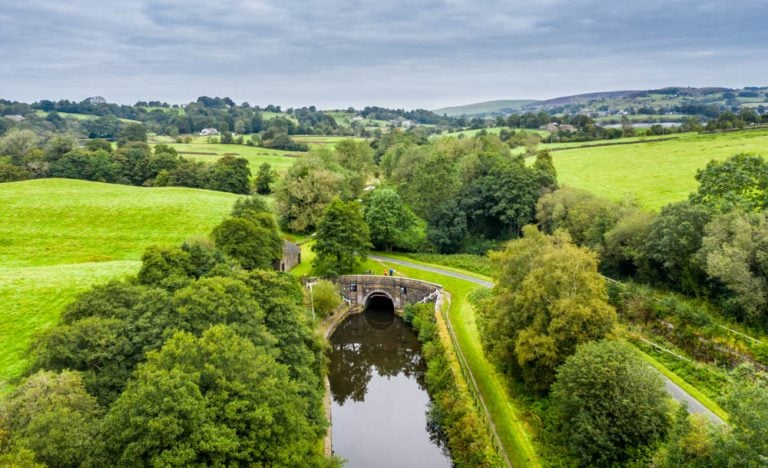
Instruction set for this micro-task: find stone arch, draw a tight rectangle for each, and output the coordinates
[363,289,395,309]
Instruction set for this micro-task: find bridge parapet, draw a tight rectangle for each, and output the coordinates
[311,275,442,310]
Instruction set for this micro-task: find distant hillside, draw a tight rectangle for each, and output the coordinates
[434,100,538,117]
[528,90,640,108]
[432,86,768,119]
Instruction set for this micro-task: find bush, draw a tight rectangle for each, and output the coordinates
[550,340,671,466]
[309,280,342,317]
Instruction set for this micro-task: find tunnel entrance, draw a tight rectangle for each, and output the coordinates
[363,293,395,330]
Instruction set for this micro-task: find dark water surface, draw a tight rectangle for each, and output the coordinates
[328,298,451,468]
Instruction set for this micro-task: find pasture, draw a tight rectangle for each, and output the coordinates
[551,128,768,209]
[157,141,300,172]
[0,179,240,386]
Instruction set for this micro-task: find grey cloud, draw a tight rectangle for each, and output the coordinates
[0,0,766,108]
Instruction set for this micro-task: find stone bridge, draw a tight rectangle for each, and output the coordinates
[314,275,442,311]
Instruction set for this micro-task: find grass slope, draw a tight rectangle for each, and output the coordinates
[0,179,239,385]
[434,100,538,116]
[553,128,768,209]
[0,179,239,267]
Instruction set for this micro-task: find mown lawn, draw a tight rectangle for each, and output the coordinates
[552,128,768,209]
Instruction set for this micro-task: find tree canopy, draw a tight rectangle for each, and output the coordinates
[480,226,617,392]
[312,198,370,274]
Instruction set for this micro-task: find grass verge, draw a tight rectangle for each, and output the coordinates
[627,343,729,422]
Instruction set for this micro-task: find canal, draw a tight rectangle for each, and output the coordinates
[327,296,451,467]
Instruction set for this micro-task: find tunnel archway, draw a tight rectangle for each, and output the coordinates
[363,291,395,330]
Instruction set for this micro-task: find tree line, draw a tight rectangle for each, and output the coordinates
[0,124,252,194]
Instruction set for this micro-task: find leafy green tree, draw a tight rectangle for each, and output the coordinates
[0,162,30,182]
[537,187,625,251]
[426,199,468,254]
[313,199,370,274]
[32,317,134,404]
[117,122,148,147]
[42,135,76,162]
[85,138,113,153]
[481,226,617,391]
[698,210,768,323]
[276,154,344,232]
[0,129,39,165]
[137,245,194,289]
[231,195,271,218]
[1,371,102,467]
[114,142,152,185]
[211,217,282,270]
[334,139,373,174]
[716,364,768,464]
[170,277,273,347]
[645,201,712,291]
[602,209,656,277]
[310,279,342,317]
[159,158,209,188]
[207,154,251,194]
[690,153,768,212]
[101,326,326,466]
[458,152,539,239]
[531,149,558,192]
[550,340,671,466]
[254,162,276,194]
[364,188,422,251]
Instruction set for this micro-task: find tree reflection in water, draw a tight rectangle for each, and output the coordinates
[328,297,426,405]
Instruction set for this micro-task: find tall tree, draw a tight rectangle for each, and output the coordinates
[481,226,617,391]
[312,198,370,274]
[254,162,276,194]
[364,188,421,251]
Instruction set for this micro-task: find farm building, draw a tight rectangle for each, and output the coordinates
[200,127,220,136]
[4,115,25,122]
[274,240,302,272]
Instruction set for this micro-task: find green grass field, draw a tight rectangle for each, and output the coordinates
[552,128,768,209]
[0,179,240,386]
[157,142,300,172]
[34,110,139,124]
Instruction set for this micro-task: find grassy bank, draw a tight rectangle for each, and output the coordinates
[372,259,540,467]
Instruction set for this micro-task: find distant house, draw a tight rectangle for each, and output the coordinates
[541,122,577,133]
[4,114,25,122]
[351,115,364,122]
[542,123,559,133]
[200,128,220,136]
[274,240,302,272]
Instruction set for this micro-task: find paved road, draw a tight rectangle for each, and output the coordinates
[371,254,726,426]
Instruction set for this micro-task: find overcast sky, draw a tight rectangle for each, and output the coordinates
[1,0,767,109]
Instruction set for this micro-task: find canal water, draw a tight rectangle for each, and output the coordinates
[328,297,451,467]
